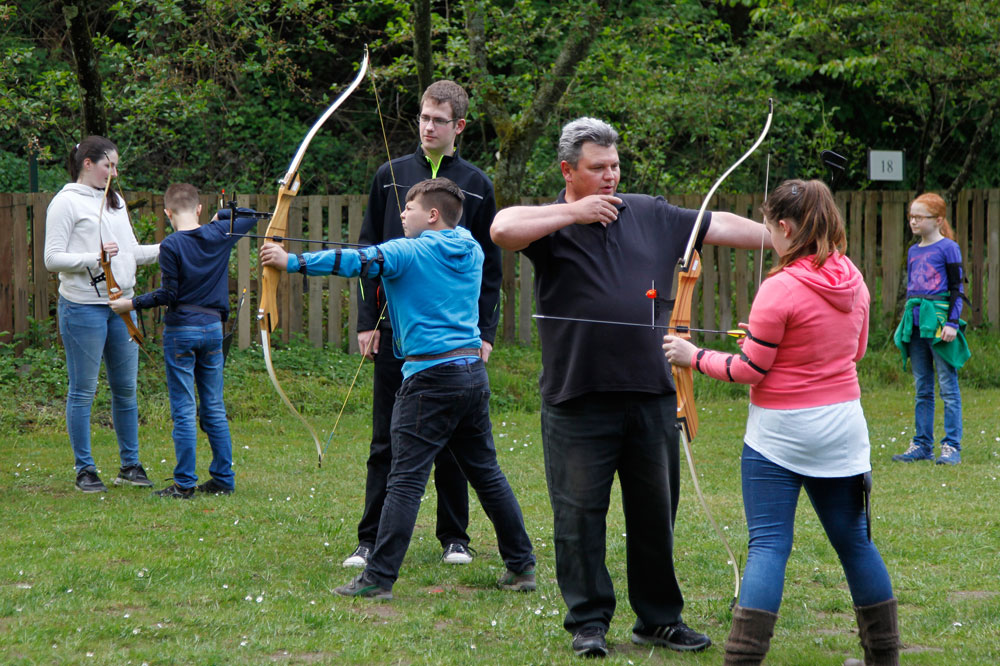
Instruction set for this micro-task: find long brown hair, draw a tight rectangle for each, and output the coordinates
[910,192,954,240]
[761,179,846,274]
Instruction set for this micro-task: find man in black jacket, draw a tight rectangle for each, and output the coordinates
[341,80,501,570]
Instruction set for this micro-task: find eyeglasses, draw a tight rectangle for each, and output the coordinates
[417,114,457,127]
[909,215,937,221]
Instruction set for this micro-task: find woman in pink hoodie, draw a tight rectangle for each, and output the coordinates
[663,180,898,666]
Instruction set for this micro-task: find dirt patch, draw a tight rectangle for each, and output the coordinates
[421,583,478,596]
[947,590,998,603]
[268,651,339,663]
[347,603,399,619]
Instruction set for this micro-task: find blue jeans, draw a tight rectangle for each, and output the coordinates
[541,392,683,635]
[163,323,234,490]
[739,445,894,614]
[364,360,534,589]
[58,297,140,473]
[909,328,962,452]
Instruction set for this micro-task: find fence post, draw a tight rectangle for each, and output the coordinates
[308,195,324,348]
[347,196,363,354]
[988,189,999,331]
[327,196,346,351]
[0,193,13,341]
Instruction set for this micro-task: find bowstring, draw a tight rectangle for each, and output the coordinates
[758,131,773,289]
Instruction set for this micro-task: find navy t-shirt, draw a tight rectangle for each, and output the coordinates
[521,191,710,404]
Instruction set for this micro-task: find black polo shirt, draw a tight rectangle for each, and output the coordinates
[521,191,710,405]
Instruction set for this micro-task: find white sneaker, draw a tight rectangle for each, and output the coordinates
[342,545,371,568]
[441,542,474,565]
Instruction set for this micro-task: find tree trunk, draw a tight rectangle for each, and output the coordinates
[62,1,107,137]
[945,102,997,202]
[465,0,608,340]
[412,0,433,95]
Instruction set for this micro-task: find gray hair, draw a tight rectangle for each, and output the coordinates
[557,117,619,167]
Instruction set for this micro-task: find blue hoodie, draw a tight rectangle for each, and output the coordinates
[289,226,483,378]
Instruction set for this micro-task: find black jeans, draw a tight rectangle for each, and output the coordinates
[364,360,535,588]
[356,327,470,549]
[541,391,684,634]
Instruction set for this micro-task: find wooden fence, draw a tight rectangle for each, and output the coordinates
[2,189,999,355]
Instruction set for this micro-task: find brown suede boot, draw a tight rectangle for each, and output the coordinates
[723,605,779,665]
[853,598,901,666]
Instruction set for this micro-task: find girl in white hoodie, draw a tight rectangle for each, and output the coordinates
[44,135,159,493]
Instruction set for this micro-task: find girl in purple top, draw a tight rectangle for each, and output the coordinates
[891,192,967,465]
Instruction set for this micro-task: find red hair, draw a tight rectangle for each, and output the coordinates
[910,192,954,240]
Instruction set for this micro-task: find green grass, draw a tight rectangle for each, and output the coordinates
[2,332,1000,664]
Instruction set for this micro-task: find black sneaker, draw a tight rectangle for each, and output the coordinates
[342,545,371,568]
[114,464,154,487]
[196,478,234,495]
[497,568,536,591]
[572,625,609,658]
[632,621,711,652]
[76,468,107,493]
[334,573,392,600]
[153,483,195,499]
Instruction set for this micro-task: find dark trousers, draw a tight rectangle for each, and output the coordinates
[540,392,684,634]
[365,361,535,588]
[356,327,470,549]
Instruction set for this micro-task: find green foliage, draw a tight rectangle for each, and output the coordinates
[2,0,999,198]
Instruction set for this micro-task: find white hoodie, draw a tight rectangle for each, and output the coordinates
[44,183,160,304]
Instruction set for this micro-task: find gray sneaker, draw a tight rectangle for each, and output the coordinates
[76,468,107,493]
[497,569,536,591]
[114,464,153,487]
[334,573,392,600]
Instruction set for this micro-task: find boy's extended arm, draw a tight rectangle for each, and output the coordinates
[261,242,394,281]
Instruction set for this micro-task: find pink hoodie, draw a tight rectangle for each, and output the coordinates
[696,252,870,409]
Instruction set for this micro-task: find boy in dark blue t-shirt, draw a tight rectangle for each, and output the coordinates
[111,184,257,498]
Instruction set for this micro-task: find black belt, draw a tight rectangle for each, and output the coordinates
[405,347,481,362]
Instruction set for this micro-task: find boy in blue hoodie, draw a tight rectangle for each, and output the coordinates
[260,178,535,599]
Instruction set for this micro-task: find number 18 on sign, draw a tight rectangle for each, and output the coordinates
[868,150,904,182]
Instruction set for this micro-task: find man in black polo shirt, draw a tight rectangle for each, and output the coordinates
[491,117,771,658]
[341,80,501,570]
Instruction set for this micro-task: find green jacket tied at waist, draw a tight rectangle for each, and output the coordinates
[893,296,970,369]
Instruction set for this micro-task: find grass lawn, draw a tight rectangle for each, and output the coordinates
[2,343,999,664]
